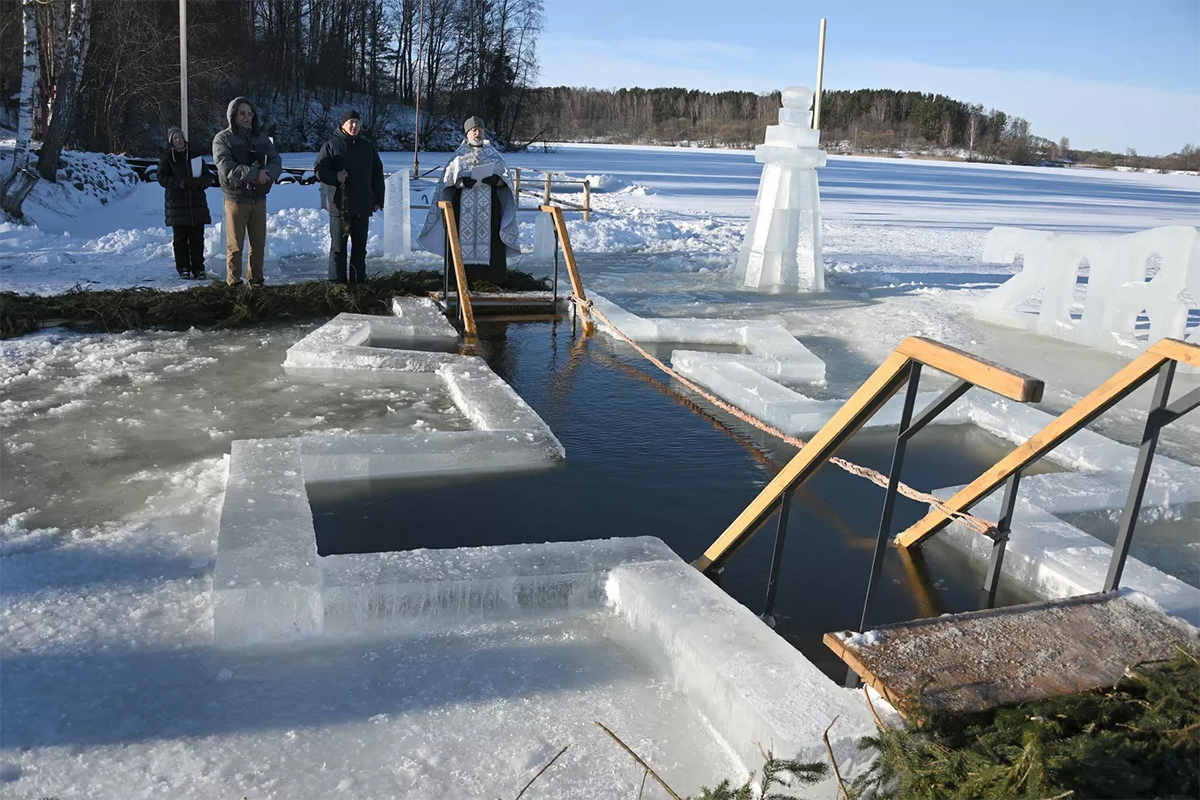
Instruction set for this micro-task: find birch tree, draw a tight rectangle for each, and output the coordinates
[37,0,92,182]
[1,0,41,218]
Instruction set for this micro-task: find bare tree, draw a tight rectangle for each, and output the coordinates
[1,0,41,218]
[37,0,92,181]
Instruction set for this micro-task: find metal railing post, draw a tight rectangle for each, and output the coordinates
[856,362,923,637]
[982,470,1021,608]
[761,491,794,626]
[1105,361,1176,591]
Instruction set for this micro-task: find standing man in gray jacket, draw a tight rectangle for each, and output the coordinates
[212,96,282,286]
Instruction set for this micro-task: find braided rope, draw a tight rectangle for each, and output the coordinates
[578,297,994,537]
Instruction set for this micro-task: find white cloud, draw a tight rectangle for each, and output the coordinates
[538,37,1200,155]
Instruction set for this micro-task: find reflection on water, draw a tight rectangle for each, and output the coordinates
[310,319,1062,679]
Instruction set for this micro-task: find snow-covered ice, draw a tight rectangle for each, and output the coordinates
[3,141,1199,798]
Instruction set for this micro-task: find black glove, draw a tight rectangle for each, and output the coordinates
[178,178,188,189]
[456,176,477,189]
[481,174,501,187]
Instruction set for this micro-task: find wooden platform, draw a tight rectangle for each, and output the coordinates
[824,591,1199,716]
[430,291,567,322]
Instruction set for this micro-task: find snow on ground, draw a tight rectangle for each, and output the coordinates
[2,141,1199,798]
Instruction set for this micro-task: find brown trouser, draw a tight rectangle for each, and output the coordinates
[224,199,267,284]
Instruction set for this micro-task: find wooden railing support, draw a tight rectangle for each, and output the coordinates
[896,338,1200,549]
[694,338,1043,574]
[437,200,477,336]
[541,204,593,334]
[583,179,591,222]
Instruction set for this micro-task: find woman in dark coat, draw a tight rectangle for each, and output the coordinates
[158,126,213,279]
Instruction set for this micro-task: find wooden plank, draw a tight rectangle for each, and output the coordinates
[540,205,593,334]
[1153,337,1200,367]
[694,350,913,572]
[896,343,1184,548]
[897,337,1043,403]
[437,201,476,336]
[825,591,1199,716]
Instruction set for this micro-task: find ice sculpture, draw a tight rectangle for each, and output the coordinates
[383,170,412,259]
[734,85,826,292]
[977,226,1199,353]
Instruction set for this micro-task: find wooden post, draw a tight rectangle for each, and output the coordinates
[179,0,188,139]
[583,179,591,222]
[540,205,592,334]
[437,200,477,336]
[813,18,827,131]
[513,167,521,209]
[543,172,552,206]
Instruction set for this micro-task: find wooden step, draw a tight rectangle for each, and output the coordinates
[430,291,567,321]
[824,590,1199,716]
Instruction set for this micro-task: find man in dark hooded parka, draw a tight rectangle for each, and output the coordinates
[212,96,282,286]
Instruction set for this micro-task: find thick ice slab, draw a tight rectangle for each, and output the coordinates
[588,292,826,385]
[215,305,565,644]
[608,559,878,790]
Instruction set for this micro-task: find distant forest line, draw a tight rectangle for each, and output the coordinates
[515,86,1198,171]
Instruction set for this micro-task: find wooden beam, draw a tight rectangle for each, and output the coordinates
[895,338,1198,549]
[540,205,593,334]
[896,337,1043,403]
[437,200,476,336]
[695,350,913,572]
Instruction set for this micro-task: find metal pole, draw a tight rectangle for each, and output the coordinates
[857,363,922,633]
[813,18,827,131]
[761,492,794,626]
[1105,361,1176,592]
[179,0,188,139]
[413,0,424,179]
[983,470,1022,608]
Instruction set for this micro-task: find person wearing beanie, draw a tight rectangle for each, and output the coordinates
[157,126,212,279]
[314,109,385,286]
[212,96,282,286]
[417,116,519,288]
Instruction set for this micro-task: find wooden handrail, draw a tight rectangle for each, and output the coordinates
[540,205,594,334]
[896,337,1200,548]
[694,337,1044,573]
[437,200,477,336]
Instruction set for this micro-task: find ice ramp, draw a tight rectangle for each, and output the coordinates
[824,590,1199,717]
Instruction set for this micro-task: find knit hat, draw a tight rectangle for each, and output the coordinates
[463,116,486,135]
[167,126,186,146]
[342,109,361,123]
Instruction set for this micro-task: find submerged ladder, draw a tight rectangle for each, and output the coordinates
[697,335,1199,714]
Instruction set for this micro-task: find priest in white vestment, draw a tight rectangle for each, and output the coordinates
[417,116,520,288]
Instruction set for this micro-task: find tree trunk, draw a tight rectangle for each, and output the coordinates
[37,0,92,182]
[1,0,42,218]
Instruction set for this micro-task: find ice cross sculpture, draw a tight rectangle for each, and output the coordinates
[734,86,827,292]
[976,226,1199,353]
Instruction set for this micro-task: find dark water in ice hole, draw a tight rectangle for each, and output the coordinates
[308,319,1061,680]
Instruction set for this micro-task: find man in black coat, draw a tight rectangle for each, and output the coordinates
[158,126,213,279]
[315,110,385,285]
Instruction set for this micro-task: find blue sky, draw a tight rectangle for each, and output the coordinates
[538,0,1200,155]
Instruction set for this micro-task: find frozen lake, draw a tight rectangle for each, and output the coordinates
[1,144,1197,797]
